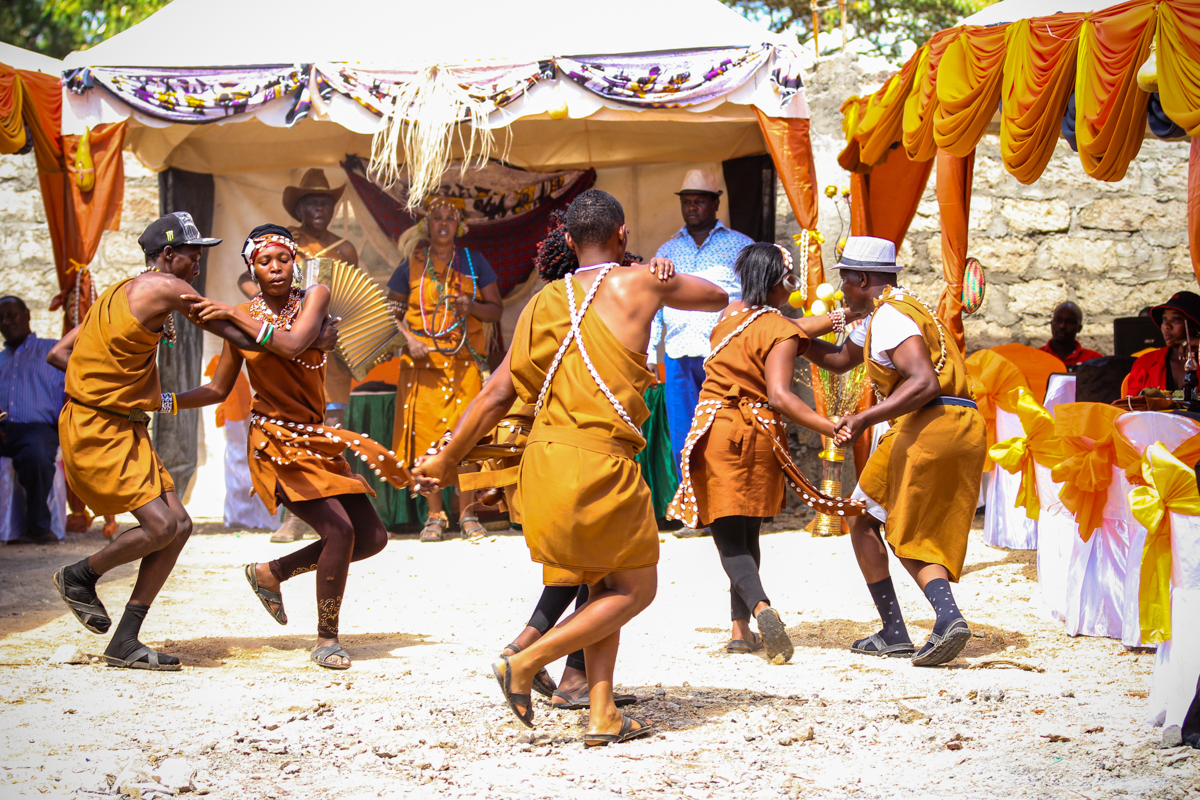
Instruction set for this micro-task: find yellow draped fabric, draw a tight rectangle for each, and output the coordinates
[1050,403,1124,542]
[1129,443,1200,644]
[934,26,1008,158]
[838,0,1200,184]
[1076,1,1155,181]
[1113,426,1200,486]
[0,65,25,154]
[989,388,1067,520]
[1001,16,1083,184]
[1157,0,1200,137]
[965,349,1031,471]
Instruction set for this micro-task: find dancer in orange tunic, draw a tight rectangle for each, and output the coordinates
[180,224,410,669]
[48,213,302,671]
[807,236,987,666]
[668,242,866,662]
[415,190,727,745]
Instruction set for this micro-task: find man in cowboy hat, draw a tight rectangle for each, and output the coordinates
[238,168,360,543]
[650,169,751,525]
[805,236,987,667]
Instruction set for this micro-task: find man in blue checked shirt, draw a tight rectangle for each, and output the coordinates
[649,170,752,489]
[0,296,66,544]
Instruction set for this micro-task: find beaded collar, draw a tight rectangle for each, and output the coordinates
[249,287,303,331]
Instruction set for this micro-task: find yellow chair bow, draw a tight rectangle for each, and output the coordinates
[1050,403,1123,542]
[989,388,1066,520]
[1129,442,1200,644]
[965,350,1030,471]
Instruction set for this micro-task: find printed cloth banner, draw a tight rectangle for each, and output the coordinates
[314,62,553,119]
[342,156,596,296]
[558,44,784,108]
[65,65,313,126]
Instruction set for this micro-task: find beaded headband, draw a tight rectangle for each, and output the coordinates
[775,244,794,274]
[425,196,465,218]
[242,234,298,269]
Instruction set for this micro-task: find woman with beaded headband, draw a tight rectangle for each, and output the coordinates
[178,224,410,670]
[387,195,504,541]
[665,242,867,663]
[806,235,986,667]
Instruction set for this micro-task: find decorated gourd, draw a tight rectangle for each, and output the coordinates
[962,257,985,314]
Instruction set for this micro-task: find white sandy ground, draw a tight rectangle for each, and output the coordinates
[0,514,1198,800]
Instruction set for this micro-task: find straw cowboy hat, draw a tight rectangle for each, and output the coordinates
[283,168,346,221]
[675,169,722,197]
[834,236,904,273]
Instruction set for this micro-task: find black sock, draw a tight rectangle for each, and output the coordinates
[63,557,100,592]
[565,650,586,673]
[104,603,179,666]
[867,577,910,644]
[923,578,963,636]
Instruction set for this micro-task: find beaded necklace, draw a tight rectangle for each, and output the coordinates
[249,287,327,370]
[704,305,782,366]
[418,246,478,339]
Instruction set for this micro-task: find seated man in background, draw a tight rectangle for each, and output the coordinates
[0,296,66,544]
[1039,301,1102,367]
[1127,291,1200,396]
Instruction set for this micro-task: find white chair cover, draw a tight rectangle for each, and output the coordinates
[0,454,67,542]
[1062,464,1131,639]
[1115,412,1200,650]
[222,418,282,531]
[983,407,1038,550]
[1147,512,1200,728]
[1034,462,1074,623]
[1043,374,1076,413]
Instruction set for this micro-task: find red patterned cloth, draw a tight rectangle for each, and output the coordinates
[342,157,596,296]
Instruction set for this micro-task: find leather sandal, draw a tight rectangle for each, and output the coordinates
[420,514,449,542]
[911,618,972,667]
[492,655,534,728]
[582,715,654,747]
[459,516,487,540]
[244,563,287,625]
[502,642,556,697]
[851,632,915,658]
[53,567,111,635]
[726,632,763,654]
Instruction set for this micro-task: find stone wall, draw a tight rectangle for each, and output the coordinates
[0,151,159,340]
[800,52,1194,357]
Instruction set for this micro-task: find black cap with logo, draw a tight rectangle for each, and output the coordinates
[137,212,222,255]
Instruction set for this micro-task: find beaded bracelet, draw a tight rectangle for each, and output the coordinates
[829,308,846,334]
[159,392,173,415]
[256,321,269,344]
[262,324,275,345]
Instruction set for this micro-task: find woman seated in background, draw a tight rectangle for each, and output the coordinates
[1126,291,1200,396]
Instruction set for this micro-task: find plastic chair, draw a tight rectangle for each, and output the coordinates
[1114,412,1199,650]
[983,407,1039,551]
[990,343,1066,403]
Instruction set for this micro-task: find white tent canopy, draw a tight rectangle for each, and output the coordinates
[959,0,1116,26]
[0,41,62,73]
[61,0,808,173]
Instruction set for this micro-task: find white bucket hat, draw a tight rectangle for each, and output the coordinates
[675,169,722,197]
[834,236,903,273]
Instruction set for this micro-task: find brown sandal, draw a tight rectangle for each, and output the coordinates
[420,513,449,542]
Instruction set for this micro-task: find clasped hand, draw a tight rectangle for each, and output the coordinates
[832,413,868,447]
[410,452,451,496]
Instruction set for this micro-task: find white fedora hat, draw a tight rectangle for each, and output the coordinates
[675,169,722,196]
[834,236,903,273]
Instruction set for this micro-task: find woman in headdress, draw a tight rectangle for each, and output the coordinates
[387,196,503,541]
[178,224,409,670]
[667,242,865,662]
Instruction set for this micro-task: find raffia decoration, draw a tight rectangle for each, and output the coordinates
[368,66,498,211]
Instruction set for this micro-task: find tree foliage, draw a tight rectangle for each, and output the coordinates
[721,0,997,61]
[0,0,171,59]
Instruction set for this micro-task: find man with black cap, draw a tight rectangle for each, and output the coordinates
[46,212,336,672]
[1127,291,1200,396]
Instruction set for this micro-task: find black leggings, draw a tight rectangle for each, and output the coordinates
[710,515,769,621]
[269,493,388,638]
[527,584,589,672]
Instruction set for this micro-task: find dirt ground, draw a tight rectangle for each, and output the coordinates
[1,513,1198,800]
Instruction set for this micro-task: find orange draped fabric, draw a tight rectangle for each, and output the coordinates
[989,342,1066,401]
[1075,0,1155,181]
[1190,138,1200,284]
[848,147,933,244]
[1001,16,1083,184]
[756,111,824,295]
[934,25,1008,158]
[935,149,973,351]
[0,65,24,153]
[904,31,959,162]
[1157,0,1200,137]
[964,348,1030,471]
[1051,402,1124,542]
[39,122,127,331]
[840,55,923,172]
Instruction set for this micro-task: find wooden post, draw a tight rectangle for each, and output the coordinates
[811,0,820,57]
[839,0,847,51]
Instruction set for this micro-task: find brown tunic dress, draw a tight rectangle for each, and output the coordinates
[236,300,409,514]
[509,270,657,586]
[59,278,175,515]
[857,287,987,581]
[667,307,807,527]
